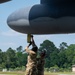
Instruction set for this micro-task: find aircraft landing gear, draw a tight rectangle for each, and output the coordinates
[27,34,32,43]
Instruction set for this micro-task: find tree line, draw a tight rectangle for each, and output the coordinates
[0,40,75,71]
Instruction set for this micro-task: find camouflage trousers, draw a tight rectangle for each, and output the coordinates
[25,66,37,75]
[37,70,44,75]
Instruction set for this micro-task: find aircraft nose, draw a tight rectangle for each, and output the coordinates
[7,7,32,34]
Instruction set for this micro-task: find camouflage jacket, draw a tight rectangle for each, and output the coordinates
[26,48,37,68]
[37,58,45,71]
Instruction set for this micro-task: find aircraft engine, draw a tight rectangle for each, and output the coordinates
[0,0,11,3]
[7,0,75,34]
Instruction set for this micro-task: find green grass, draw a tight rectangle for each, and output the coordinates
[45,72,75,75]
[0,71,25,75]
[0,71,75,75]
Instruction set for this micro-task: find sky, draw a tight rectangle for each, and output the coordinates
[0,0,75,51]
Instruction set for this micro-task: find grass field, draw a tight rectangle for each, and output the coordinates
[0,71,75,75]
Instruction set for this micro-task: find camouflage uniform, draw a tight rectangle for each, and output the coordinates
[37,58,45,75]
[25,48,37,75]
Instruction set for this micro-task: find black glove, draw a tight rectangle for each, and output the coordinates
[28,41,32,47]
[31,35,33,38]
[30,41,32,45]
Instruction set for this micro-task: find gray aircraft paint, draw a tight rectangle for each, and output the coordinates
[0,0,11,3]
[41,0,75,5]
[7,7,32,33]
[7,0,75,34]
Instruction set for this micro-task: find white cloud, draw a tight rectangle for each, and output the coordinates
[0,42,17,51]
[34,35,54,41]
[20,35,27,40]
[0,42,16,46]
[1,30,24,37]
[0,19,6,23]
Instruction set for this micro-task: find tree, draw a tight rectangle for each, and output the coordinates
[1,40,75,71]
[0,49,2,64]
[59,42,68,51]
[16,46,23,52]
[6,48,17,69]
[65,44,75,68]
[58,51,67,68]
[39,40,58,58]
[39,40,59,68]
[16,46,27,67]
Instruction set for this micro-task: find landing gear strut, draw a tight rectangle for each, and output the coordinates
[27,34,32,43]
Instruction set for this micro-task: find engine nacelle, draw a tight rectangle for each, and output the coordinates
[7,0,75,34]
[0,0,11,3]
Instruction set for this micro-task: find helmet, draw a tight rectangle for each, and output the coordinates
[40,50,46,57]
[32,45,38,52]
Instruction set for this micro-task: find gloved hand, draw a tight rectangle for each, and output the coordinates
[31,35,33,38]
[30,41,32,45]
[28,41,32,47]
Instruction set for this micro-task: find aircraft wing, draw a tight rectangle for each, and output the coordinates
[0,0,11,3]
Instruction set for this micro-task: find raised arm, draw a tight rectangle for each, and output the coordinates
[25,41,32,53]
[31,35,36,47]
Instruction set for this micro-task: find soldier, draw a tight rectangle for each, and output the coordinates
[25,35,38,75]
[37,50,46,75]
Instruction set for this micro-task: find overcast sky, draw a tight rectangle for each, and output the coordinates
[0,0,75,51]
